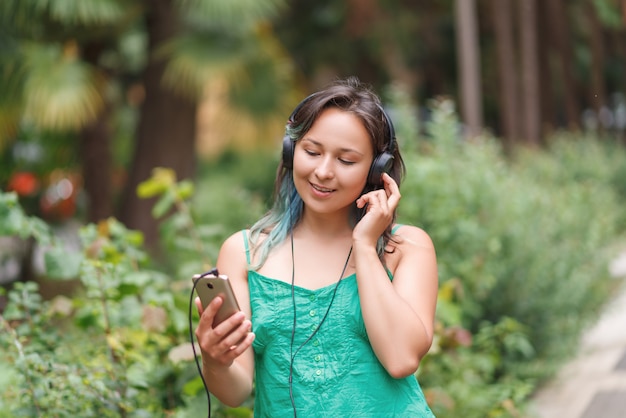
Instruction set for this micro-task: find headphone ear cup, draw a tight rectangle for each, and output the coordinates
[368,152,394,186]
[282,134,294,169]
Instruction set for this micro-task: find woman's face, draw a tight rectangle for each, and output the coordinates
[292,107,374,217]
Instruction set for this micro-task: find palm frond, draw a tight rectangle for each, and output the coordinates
[175,0,287,30]
[161,24,296,118]
[1,0,137,45]
[42,0,126,25]
[21,43,105,131]
[0,0,38,29]
[227,29,295,118]
[51,0,124,24]
[160,32,252,100]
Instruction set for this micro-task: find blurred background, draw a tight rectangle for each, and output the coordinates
[1,1,626,417]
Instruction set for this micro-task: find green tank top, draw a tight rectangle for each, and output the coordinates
[243,230,435,417]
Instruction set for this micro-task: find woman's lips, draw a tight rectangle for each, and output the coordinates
[310,182,335,197]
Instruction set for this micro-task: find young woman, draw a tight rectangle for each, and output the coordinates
[195,77,438,417]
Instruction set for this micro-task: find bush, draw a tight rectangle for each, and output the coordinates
[0,191,244,417]
[400,99,625,417]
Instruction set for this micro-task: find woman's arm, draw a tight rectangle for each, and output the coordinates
[353,227,437,378]
[353,174,438,378]
[194,232,256,406]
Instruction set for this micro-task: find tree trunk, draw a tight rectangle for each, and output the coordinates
[518,0,541,145]
[538,0,555,137]
[547,0,581,130]
[491,0,520,150]
[586,0,608,126]
[455,0,483,139]
[80,42,114,223]
[118,0,197,249]
[80,107,113,222]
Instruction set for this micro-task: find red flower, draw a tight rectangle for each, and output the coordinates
[7,172,39,196]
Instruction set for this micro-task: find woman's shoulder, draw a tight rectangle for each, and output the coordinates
[219,228,271,264]
[215,230,252,281]
[386,224,437,279]
[218,230,249,263]
[391,224,435,251]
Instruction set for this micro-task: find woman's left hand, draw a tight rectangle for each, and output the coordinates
[353,173,401,246]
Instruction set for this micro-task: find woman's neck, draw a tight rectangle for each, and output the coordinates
[295,209,353,240]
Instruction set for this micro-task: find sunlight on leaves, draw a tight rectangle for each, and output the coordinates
[22,43,105,131]
[38,0,126,25]
[175,0,286,30]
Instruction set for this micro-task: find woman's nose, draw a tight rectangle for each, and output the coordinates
[314,157,335,179]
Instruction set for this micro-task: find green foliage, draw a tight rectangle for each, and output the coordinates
[0,0,294,161]
[134,162,268,280]
[0,158,270,416]
[592,0,624,29]
[0,0,128,28]
[400,98,626,417]
[0,194,210,416]
[176,0,287,30]
[1,96,625,417]
[35,0,127,25]
[21,43,105,131]
[0,192,52,245]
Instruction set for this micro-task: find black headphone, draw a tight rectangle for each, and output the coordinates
[281,94,397,187]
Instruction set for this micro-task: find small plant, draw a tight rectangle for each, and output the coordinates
[0,171,255,417]
[0,198,188,416]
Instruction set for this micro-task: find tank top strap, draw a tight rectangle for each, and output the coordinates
[241,229,251,265]
[391,223,403,235]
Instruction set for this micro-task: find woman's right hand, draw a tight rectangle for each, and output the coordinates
[194,296,255,369]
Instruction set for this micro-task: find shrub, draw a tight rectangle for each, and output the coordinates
[401,99,625,417]
[0,190,230,417]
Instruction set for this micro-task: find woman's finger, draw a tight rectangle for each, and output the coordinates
[382,173,401,209]
[221,331,256,361]
[194,296,204,315]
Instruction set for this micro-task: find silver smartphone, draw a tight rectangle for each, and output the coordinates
[193,272,241,325]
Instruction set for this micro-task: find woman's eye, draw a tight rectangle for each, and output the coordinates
[304,149,319,156]
[339,159,356,165]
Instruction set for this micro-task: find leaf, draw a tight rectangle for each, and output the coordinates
[593,0,623,29]
[175,180,195,200]
[106,333,124,353]
[120,271,152,287]
[182,376,205,396]
[137,168,177,198]
[436,298,462,327]
[176,0,287,30]
[1,0,127,27]
[160,31,250,100]
[44,246,83,279]
[152,190,176,219]
[126,361,150,389]
[0,204,26,236]
[21,43,105,131]
[44,0,127,25]
[223,406,254,418]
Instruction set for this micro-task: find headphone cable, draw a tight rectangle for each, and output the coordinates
[288,231,352,418]
[189,268,219,418]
